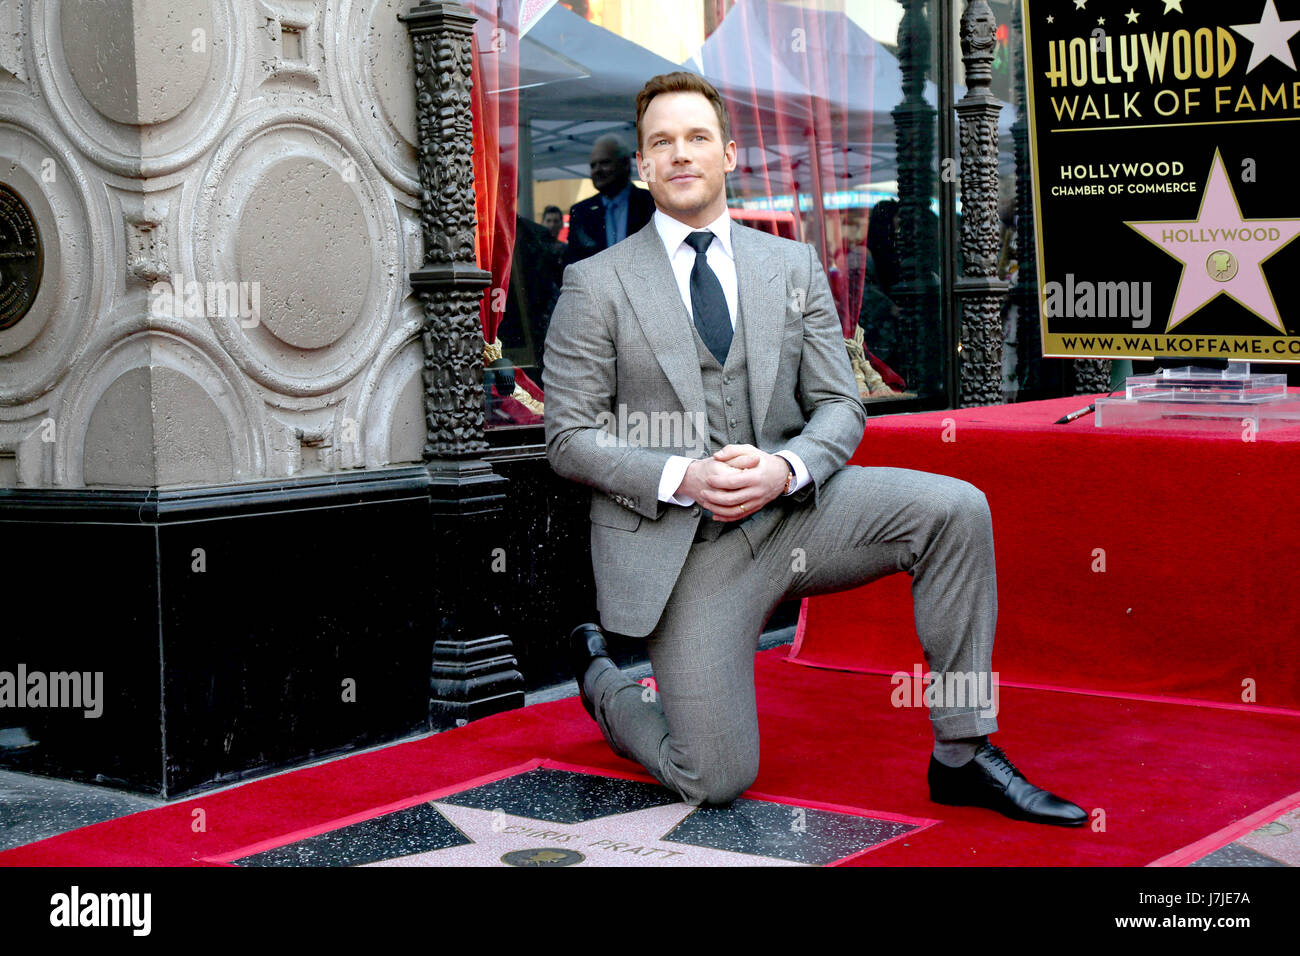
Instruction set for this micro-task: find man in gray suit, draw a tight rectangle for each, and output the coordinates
[544,72,1085,826]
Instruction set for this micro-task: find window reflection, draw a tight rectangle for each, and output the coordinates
[478,0,962,428]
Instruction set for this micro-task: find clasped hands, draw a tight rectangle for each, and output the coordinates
[675,444,791,522]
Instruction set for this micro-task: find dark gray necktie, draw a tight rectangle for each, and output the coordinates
[684,231,732,366]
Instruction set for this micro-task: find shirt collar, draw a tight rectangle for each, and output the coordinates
[654,207,734,260]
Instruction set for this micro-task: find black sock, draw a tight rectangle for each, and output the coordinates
[932,735,989,767]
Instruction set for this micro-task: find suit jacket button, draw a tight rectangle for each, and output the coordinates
[691,506,701,517]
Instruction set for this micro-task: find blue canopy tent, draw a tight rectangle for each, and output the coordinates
[491,4,692,184]
[686,0,1015,194]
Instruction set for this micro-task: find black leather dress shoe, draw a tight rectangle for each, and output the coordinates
[570,623,610,720]
[928,742,1088,827]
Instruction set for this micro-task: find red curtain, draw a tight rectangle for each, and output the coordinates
[470,1,547,423]
[469,1,520,343]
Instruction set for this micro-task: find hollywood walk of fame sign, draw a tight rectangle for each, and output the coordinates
[207,762,935,868]
[1022,0,1300,361]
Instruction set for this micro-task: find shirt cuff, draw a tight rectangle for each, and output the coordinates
[775,450,811,495]
[658,455,696,506]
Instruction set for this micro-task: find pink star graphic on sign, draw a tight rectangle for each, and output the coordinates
[1125,151,1300,332]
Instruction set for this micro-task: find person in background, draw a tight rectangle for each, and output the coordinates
[562,134,656,268]
[542,205,566,243]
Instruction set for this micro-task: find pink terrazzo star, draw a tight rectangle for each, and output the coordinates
[365,801,810,867]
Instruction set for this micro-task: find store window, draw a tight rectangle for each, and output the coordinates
[976,0,1078,401]
[470,0,962,432]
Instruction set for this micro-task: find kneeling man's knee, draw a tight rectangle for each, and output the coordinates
[939,478,990,525]
[678,752,759,807]
[698,768,758,807]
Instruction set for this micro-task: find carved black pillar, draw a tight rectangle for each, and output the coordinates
[955,0,1009,407]
[1010,0,1041,392]
[1072,357,1111,394]
[402,1,523,729]
[891,0,941,395]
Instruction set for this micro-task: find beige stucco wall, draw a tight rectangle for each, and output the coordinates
[0,0,429,488]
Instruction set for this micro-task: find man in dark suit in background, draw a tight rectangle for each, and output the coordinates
[563,134,656,267]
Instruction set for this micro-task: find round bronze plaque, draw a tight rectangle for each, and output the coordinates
[500,847,585,867]
[0,183,44,331]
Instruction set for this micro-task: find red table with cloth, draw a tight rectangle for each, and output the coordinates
[791,392,1300,714]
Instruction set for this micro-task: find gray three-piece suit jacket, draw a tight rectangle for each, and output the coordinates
[543,217,868,638]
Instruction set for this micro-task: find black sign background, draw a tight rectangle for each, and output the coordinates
[1022,0,1300,362]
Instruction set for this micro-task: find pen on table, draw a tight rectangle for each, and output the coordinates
[1054,403,1096,425]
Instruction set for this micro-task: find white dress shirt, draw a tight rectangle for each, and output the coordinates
[650,208,811,506]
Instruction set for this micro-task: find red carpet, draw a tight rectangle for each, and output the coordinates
[791,393,1300,713]
[4,647,1300,866]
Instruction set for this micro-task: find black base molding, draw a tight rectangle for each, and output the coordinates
[429,635,525,728]
[0,452,799,799]
[0,466,517,799]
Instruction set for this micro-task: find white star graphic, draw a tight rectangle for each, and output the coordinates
[1231,0,1300,73]
[1047,15,1055,24]
[1162,0,1183,13]
[1126,9,1140,24]
[1074,0,1087,10]
[364,802,812,867]
[1098,17,1106,26]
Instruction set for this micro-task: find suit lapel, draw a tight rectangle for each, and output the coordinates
[623,224,706,416]
[732,224,783,436]
[621,220,783,432]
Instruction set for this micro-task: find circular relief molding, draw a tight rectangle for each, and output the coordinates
[189,107,401,399]
[348,297,424,468]
[55,304,265,486]
[329,0,419,195]
[0,103,109,405]
[236,157,370,351]
[32,0,243,178]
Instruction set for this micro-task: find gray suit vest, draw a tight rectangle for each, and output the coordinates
[692,298,757,541]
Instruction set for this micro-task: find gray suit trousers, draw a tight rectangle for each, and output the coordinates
[586,464,1000,807]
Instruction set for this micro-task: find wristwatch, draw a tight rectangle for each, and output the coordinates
[781,457,796,495]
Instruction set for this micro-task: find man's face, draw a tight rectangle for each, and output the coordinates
[543,211,563,238]
[637,91,736,227]
[589,141,631,196]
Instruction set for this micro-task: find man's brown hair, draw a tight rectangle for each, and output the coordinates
[635,72,731,152]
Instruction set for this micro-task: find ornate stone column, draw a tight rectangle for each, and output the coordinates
[403,0,492,466]
[1072,357,1111,394]
[1010,0,1042,392]
[1011,3,1102,398]
[890,0,942,395]
[955,0,1009,407]
[401,1,522,729]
